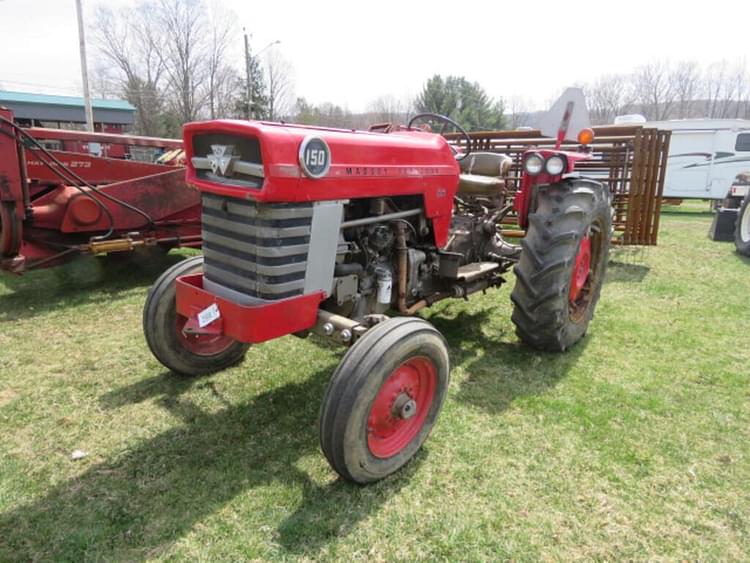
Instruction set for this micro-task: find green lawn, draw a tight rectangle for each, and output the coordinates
[1,205,748,561]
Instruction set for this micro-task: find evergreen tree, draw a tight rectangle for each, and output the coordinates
[234,50,268,119]
[416,75,506,131]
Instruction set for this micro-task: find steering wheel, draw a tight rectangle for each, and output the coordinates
[407,112,472,161]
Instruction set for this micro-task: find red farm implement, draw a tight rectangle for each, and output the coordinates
[0,108,201,273]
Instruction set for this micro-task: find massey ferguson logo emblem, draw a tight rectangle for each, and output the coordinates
[207,144,236,176]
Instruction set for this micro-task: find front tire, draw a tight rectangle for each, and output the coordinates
[511,179,612,352]
[735,191,750,256]
[143,255,250,376]
[319,317,450,484]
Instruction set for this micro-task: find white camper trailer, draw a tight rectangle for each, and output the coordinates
[642,118,750,203]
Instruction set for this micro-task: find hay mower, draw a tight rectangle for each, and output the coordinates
[142,88,613,484]
[0,108,200,273]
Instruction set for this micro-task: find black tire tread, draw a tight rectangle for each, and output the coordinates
[142,255,250,376]
[511,179,612,352]
[319,317,449,483]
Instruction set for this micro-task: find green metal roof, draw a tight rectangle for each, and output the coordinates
[0,90,135,112]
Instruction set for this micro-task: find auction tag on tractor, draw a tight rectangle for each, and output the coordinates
[197,303,221,328]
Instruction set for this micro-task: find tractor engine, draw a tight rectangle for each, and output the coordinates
[331,161,518,322]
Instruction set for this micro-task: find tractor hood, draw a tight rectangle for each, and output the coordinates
[183,120,460,204]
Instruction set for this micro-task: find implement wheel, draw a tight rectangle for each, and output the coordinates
[143,256,249,376]
[511,178,612,352]
[319,317,449,484]
[735,191,750,257]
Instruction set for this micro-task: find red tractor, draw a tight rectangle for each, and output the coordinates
[143,88,612,484]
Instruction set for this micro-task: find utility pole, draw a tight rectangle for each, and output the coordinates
[75,0,95,132]
[243,29,252,120]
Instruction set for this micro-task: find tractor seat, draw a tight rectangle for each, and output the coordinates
[457,152,512,196]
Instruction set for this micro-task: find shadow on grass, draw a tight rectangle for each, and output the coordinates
[734,251,750,266]
[606,261,651,283]
[427,304,588,415]
[660,204,714,217]
[1,296,588,560]
[0,252,185,322]
[0,365,413,560]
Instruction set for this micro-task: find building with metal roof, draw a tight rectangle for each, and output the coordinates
[0,90,135,132]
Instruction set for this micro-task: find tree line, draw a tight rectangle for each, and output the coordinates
[582,59,750,124]
[91,0,750,137]
[92,0,293,137]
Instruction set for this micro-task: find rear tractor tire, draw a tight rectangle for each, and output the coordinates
[735,191,750,257]
[319,317,450,484]
[511,179,612,352]
[143,255,250,376]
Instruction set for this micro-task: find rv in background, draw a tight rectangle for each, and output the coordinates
[614,116,750,205]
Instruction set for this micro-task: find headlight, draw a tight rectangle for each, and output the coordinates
[524,153,544,176]
[545,155,566,175]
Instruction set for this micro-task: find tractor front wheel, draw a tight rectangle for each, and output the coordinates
[319,317,450,484]
[511,178,612,352]
[735,191,750,256]
[143,255,250,376]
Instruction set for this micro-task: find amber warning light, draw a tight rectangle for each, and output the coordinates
[577,128,595,145]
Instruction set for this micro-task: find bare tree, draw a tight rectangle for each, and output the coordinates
[727,60,749,118]
[93,0,250,132]
[585,74,631,124]
[93,3,167,135]
[155,0,210,124]
[205,1,237,119]
[507,96,532,129]
[633,61,677,120]
[671,61,702,118]
[738,66,750,119]
[367,95,411,123]
[701,60,749,118]
[264,48,295,120]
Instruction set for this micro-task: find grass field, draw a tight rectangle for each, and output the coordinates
[1,203,748,561]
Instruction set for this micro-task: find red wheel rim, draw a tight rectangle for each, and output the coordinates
[367,356,437,459]
[174,314,235,356]
[569,234,591,303]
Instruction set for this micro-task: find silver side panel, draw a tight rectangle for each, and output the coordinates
[304,201,344,295]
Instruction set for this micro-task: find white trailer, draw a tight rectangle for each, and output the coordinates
[641,118,750,202]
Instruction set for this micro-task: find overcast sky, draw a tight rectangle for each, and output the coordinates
[0,0,747,112]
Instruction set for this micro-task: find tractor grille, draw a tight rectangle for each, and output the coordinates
[201,193,312,300]
[191,133,264,189]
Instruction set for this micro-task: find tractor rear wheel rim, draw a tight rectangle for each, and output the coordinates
[367,356,437,459]
[569,223,603,322]
[569,234,592,303]
[175,314,235,356]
